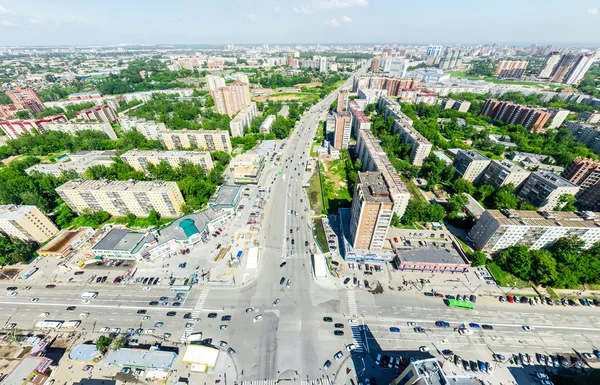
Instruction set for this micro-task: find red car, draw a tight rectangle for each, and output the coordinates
[507,295,514,303]
[393,237,399,243]
[45,284,56,289]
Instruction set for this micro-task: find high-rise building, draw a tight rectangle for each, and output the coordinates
[0,205,59,243]
[206,75,226,91]
[159,129,232,152]
[494,60,529,79]
[392,121,432,167]
[439,48,463,70]
[370,56,380,72]
[119,117,166,140]
[425,45,444,66]
[550,54,579,83]
[336,90,349,113]
[287,55,294,67]
[564,53,596,85]
[211,82,251,116]
[546,108,570,129]
[468,209,600,252]
[480,159,530,189]
[480,100,551,132]
[121,150,214,173]
[348,100,371,138]
[229,102,258,137]
[563,157,600,210]
[6,86,45,115]
[517,171,580,210]
[538,52,562,78]
[232,73,249,84]
[56,179,185,218]
[349,172,394,250]
[564,121,600,155]
[319,56,328,73]
[333,112,352,149]
[452,150,491,184]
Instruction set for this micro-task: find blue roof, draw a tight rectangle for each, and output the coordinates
[179,218,200,238]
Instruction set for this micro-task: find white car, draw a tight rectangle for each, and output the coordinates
[346,344,356,351]
[142,316,150,320]
[80,312,90,318]
[39,312,50,317]
[348,319,359,324]
[334,351,344,360]
[145,329,155,334]
[244,307,255,314]
[81,299,91,304]
[541,381,554,385]
[8,292,17,296]
[99,327,110,333]
[458,329,473,335]
[253,314,263,323]
[219,325,228,330]
[30,298,39,302]
[419,346,430,352]
[522,325,535,331]
[5,323,16,329]
[407,322,416,326]
[536,373,549,380]
[142,286,152,291]
[111,328,121,334]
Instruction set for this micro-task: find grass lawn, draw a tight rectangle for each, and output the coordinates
[405,178,427,202]
[321,159,352,214]
[487,262,531,288]
[313,217,330,253]
[307,171,324,215]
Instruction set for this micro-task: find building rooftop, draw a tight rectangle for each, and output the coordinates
[486,209,600,229]
[92,229,147,252]
[69,344,102,362]
[103,347,177,369]
[457,149,489,161]
[0,205,37,220]
[396,247,468,266]
[120,149,210,158]
[26,150,116,175]
[532,171,579,188]
[493,159,528,172]
[358,172,392,203]
[209,184,241,207]
[2,358,52,385]
[56,179,180,193]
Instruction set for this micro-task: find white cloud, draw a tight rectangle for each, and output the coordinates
[588,9,599,15]
[0,19,15,27]
[326,18,340,26]
[247,12,258,22]
[28,18,41,24]
[320,0,368,9]
[0,5,10,15]
[292,5,314,15]
[273,6,281,13]
[342,15,352,22]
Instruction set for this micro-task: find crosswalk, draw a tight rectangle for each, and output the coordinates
[347,290,358,316]
[239,380,332,385]
[350,325,365,353]
[180,289,210,342]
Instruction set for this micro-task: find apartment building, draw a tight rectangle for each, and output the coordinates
[211,82,251,116]
[119,117,166,140]
[468,209,600,251]
[56,179,185,218]
[336,90,349,113]
[120,149,214,173]
[26,150,116,176]
[75,105,117,124]
[563,157,600,211]
[0,205,59,243]
[540,52,596,85]
[6,86,45,115]
[232,73,249,84]
[480,159,530,189]
[565,121,600,155]
[206,75,226,91]
[349,172,394,250]
[580,111,600,124]
[378,96,414,128]
[260,115,275,134]
[121,89,194,103]
[517,171,580,210]
[348,100,371,137]
[159,130,232,152]
[392,120,432,166]
[357,88,388,104]
[481,100,551,132]
[546,108,570,129]
[494,60,529,79]
[440,98,471,113]
[229,102,258,137]
[352,75,419,97]
[43,122,118,140]
[0,115,67,139]
[355,128,411,217]
[68,91,102,101]
[333,112,352,149]
[452,150,491,184]
[538,52,563,78]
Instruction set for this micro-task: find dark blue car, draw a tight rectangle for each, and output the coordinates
[435,321,450,328]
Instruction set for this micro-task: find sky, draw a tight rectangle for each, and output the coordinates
[0,0,599,47]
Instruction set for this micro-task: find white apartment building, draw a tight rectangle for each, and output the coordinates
[159,130,232,152]
[260,115,275,134]
[42,122,118,140]
[517,171,580,210]
[56,179,185,218]
[206,75,226,91]
[0,205,59,243]
[480,159,530,189]
[229,102,258,137]
[392,121,432,166]
[469,209,600,251]
[121,89,194,103]
[232,73,249,84]
[452,150,491,184]
[26,150,116,177]
[120,150,214,172]
[547,108,570,129]
[119,117,166,140]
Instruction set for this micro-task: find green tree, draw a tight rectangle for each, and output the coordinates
[451,178,475,195]
[180,204,194,215]
[390,212,401,227]
[493,245,533,280]
[15,110,32,119]
[530,249,558,285]
[55,204,75,229]
[111,337,126,350]
[126,212,137,227]
[147,210,160,227]
[554,194,577,212]
[469,251,488,267]
[95,335,113,353]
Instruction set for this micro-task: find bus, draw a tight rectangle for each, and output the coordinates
[169,285,191,293]
[23,267,38,279]
[446,299,474,310]
[81,292,98,299]
[61,321,81,329]
[36,321,63,329]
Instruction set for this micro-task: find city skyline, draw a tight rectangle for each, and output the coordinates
[0,0,598,46]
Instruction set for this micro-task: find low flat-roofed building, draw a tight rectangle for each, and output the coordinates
[69,344,103,363]
[26,150,116,177]
[103,347,177,370]
[230,152,265,184]
[208,184,242,213]
[37,227,94,258]
[392,358,479,385]
[181,345,219,373]
[90,228,154,261]
[433,150,452,165]
[2,357,53,385]
[393,246,470,273]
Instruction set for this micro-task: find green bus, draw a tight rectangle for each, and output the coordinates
[447,299,474,310]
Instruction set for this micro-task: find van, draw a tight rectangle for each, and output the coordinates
[375,354,382,365]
